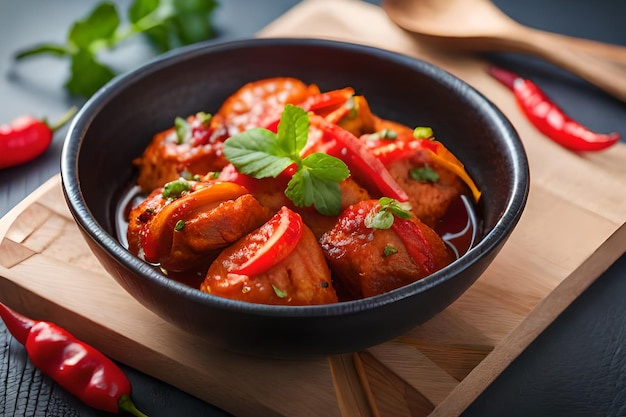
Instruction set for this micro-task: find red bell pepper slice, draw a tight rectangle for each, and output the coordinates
[391,217,436,274]
[366,135,482,202]
[301,87,355,113]
[231,206,303,277]
[309,114,409,202]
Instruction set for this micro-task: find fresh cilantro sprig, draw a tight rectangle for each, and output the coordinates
[222,104,350,216]
[15,0,218,98]
[364,197,412,230]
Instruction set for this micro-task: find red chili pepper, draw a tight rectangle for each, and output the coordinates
[0,107,77,169]
[0,302,148,416]
[308,114,409,202]
[231,206,304,277]
[487,66,621,152]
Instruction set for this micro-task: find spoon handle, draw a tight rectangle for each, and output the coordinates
[498,25,626,102]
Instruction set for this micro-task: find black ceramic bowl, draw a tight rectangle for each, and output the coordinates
[61,38,529,359]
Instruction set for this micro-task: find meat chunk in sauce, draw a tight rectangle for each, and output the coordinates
[216,163,370,239]
[126,78,482,305]
[133,113,230,194]
[127,180,269,272]
[386,151,467,228]
[133,78,318,193]
[201,207,338,305]
[320,200,453,300]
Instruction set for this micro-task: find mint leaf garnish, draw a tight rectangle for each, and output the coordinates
[223,104,350,216]
[223,128,293,178]
[364,197,413,230]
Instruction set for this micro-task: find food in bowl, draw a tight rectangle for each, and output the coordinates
[62,38,528,357]
[122,77,481,306]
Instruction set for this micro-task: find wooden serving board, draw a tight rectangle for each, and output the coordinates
[2,1,626,416]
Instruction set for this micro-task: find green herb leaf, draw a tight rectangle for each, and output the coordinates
[138,0,218,52]
[128,0,160,24]
[196,111,212,127]
[409,165,439,183]
[223,106,350,216]
[380,129,397,140]
[413,126,434,139]
[162,178,191,200]
[383,244,398,257]
[365,209,394,230]
[14,0,217,98]
[223,128,294,178]
[379,197,412,219]
[175,116,190,144]
[65,50,116,97]
[68,2,120,50]
[174,219,186,231]
[286,170,343,216]
[272,285,288,298]
[301,153,349,182]
[364,197,413,230]
[15,44,69,59]
[277,104,309,156]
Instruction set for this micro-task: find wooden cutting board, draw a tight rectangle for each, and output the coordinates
[1,1,625,416]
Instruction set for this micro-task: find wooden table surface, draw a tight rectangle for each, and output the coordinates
[1,1,625,416]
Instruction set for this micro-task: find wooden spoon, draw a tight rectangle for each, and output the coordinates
[382,0,626,102]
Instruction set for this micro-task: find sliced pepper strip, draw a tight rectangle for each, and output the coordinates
[367,136,481,202]
[391,217,435,274]
[309,114,409,202]
[231,206,303,277]
[301,87,355,113]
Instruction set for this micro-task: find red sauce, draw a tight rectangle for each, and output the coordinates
[115,185,479,290]
[435,194,478,259]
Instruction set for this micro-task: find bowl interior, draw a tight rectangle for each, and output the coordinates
[61,38,528,356]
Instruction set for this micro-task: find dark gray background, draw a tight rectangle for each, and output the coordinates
[1,1,625,416]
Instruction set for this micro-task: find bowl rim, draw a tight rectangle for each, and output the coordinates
[60,37,529,319]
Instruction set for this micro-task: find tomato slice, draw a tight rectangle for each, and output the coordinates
[308,114,409,202]
[142,181,250,263]
[231,206,303,277]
